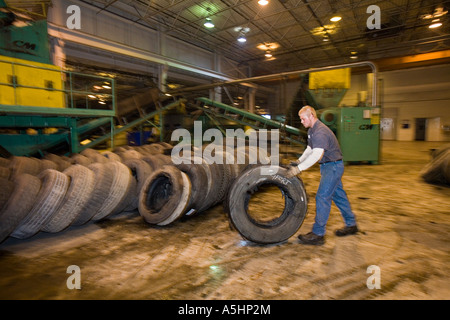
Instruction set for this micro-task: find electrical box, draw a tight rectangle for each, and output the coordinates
[0,55,65,108]
[336,107,380,164]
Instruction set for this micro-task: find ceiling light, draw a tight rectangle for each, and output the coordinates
[323,35,330,42]
[204,17,214,28]
[257,42,279,51]
[330,16,342,22]
[258,0,269,5]
[350,55,358,59]
[429,22,442,28]
[88,94,96,99]
[265,50,272,58]
[429,19,442,28]
[237,33,247,43]
[421,7,448,20]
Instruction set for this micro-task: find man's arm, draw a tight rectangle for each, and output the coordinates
[297,147,324,171]
[286,147,324,178]
[298,146,312,163]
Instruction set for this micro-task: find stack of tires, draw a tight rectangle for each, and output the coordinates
[137,145,271,226]
[0,143,173,243]
[0,143,276,243]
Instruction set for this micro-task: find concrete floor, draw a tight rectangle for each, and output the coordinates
[0,140,449,300]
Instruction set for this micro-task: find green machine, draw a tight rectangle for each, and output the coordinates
[307,68,380,164]
[0,0,51,64]
[319,106,380,164]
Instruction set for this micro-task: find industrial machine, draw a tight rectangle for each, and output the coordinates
[291,68,380,164]
[319,106,380,164]
[0,1,180,157]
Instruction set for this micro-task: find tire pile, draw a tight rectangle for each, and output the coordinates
[420,144,450,186]
[0,143,273,243]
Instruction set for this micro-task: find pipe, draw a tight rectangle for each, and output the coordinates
[169,61,379,107]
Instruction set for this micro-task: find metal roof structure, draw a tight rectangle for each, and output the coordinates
[69,0,450,74]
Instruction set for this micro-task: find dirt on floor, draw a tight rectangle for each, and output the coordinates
[0,140,449,300]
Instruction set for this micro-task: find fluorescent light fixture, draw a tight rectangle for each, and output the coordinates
[258,0,269,5]
[330,16,342,22]
[204,17,214,28]
[429,19,442,28]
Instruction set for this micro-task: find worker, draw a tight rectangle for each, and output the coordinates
[286,105,358,245]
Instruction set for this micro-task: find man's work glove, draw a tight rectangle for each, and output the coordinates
[286,165,301,178]
[290,160,300,166]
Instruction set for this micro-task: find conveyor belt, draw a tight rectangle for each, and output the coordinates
[193,97,307,146]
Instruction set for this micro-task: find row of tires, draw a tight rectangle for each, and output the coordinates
[0,143,279,243]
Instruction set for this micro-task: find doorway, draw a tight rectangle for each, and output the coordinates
[415,118,426,141]
[381,118,395,140]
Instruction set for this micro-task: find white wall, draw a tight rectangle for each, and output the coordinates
[381,64,450,142]
[338,64,450,142]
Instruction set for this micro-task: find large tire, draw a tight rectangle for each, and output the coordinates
[141,154,166,170]
[39,159,58,172]
[101,151,121,162]
[72,163,114,225]
[91,161,134,221]
[138,165,191,226]
[199,151,225,210]
[153,153,173,166]
[195,162,222,213]
[108,161,137,217]
[143,143,165,155]
[183,154,214,214]
[0,157,11,167]
[70,153,93,166]
[41,165,96,233]
[421,149,450,185]
[120,149,143,161]
[8,156,41,179]
[0,166,10,180]
[175,160,209,216]
[81,148,109,164]
[11,169,69,239]
[123,159,152,211]
[226,165,308,244]
[0,178,14,212]
[0,174,41,243]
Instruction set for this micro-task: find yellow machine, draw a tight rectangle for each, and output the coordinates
[0,55,65,108]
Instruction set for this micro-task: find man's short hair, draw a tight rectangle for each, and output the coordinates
[299,105,317,118]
